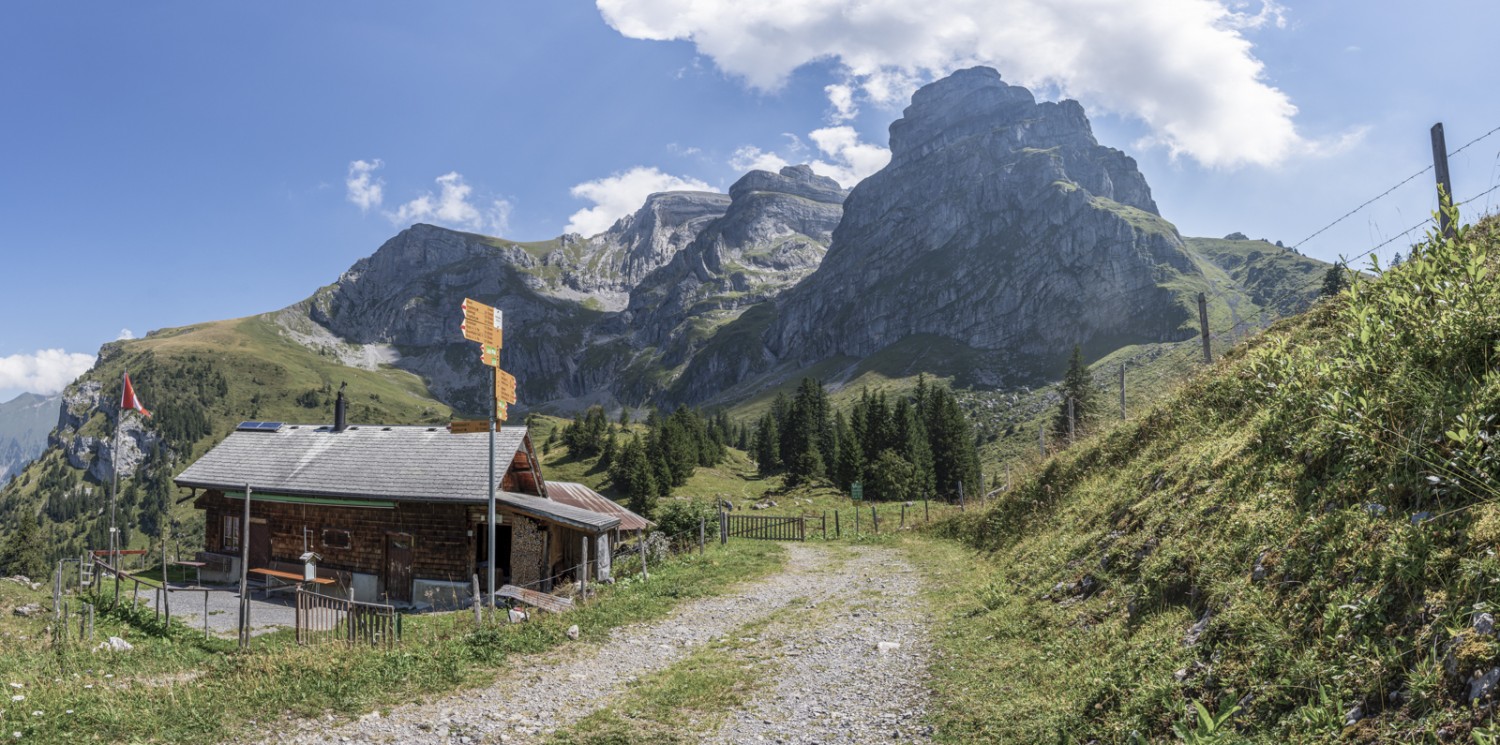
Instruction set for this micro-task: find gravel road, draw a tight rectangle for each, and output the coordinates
[254,543,933,744]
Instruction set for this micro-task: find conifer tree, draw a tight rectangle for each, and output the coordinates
[1052,345,1099,442]
[1322,262,1350,296]
[598,431,617,471]
[752,413,781,476]
[610,435,658,519]
[833,411,863,491]
[0,511,46,580]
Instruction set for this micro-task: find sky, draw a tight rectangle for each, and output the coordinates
[3,1,1499,402]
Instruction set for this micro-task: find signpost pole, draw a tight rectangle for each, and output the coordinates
[487,366,498,618]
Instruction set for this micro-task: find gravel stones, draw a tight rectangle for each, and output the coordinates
[252,543,936,745]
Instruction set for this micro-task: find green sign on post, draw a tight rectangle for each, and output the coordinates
[851,482,863,501]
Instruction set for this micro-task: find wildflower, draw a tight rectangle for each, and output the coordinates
[83,685,92,690]
[8,696,20,703]
[28,712,38,718]
[103,675,112,679]
[6,684,18,690]
[64,711,72,715]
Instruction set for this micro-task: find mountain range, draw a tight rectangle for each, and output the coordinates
[0,393,61,482]
[6,66,1328,496]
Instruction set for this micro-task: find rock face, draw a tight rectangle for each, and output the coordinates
[772,67,1191,369]
[0,392,62,481]
[626,165,847,364]
[577,191,732,293]
[50,379,161,482]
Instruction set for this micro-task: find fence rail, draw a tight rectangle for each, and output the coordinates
[295,589,401,647]
[724,514,806,541]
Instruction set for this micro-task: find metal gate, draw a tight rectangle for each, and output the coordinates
[724,514,806,541]
[295,588,402,647]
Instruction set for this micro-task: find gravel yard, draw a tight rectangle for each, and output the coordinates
[253,542,934,744]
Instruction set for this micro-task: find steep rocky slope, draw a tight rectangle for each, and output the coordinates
[0,393,61,481]
[934,219,1500,742]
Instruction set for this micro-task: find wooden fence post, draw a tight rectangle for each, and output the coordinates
[901,503,906,528]
[1432,122,1457,239]
[872,504,878,534]
[472,575,482,625]
[821,512,827,539]
[640,536,649,581]
[835,510,840,538]
[855,506,860,534]
[580,536,589,603]
[1198,292,1212,364]
[161,539,171,627]
[924,496,929,522]
[1120,362,1127,419]
[699,516,705,556]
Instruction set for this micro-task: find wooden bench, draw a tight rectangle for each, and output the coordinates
[249,568,334,597]
[495,584,573,614]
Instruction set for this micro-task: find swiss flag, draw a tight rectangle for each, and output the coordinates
[121,373,151,419]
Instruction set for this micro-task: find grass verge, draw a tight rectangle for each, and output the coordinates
[0,541,784,744]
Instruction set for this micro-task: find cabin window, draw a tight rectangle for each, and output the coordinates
[222,515,241,552]
[321,528,352,550]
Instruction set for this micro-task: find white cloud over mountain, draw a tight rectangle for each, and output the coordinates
[730,126,891,187]
[565,167,716,237]
[385,172,512,236]
[0,350,95,395]
[597,0,1307,168]
[346,159,385,211]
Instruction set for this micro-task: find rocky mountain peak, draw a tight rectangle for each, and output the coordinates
[728,165,847,205]
[887,66,1157,215]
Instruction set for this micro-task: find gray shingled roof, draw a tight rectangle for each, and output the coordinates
[175,424,618,532]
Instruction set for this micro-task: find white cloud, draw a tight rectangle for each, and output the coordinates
[825,82,858,122]
[116,329,134,341]
[346,159,384,211]
[386,172,512,236]
[597,0,1310,168]
[564,167,715,237]
[0,350,95,395]
[730,126,891,187]
[729,145,791,174]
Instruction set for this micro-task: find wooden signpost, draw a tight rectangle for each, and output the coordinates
[456,297,519,618]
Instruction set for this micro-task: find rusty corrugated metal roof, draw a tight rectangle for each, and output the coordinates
[546,481,654,532]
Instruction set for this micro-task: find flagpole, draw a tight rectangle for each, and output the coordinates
[110,370,124,570]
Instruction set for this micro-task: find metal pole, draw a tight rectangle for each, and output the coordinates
[579,536,589,603]
[639,535,648,580]
[1120,363,1127,419]
[488,368,498,617]
[1431,123,1457,240]
[110,384,124,576]
[1067,397,1075,441]
[1039,422,1046,457]
[238,483,252,649]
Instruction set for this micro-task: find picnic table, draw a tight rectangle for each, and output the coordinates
[248,567,334,597]
[172,560,206,587]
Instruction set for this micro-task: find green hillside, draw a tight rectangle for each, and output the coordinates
[932,218,1500,741]
[0,314,452,559]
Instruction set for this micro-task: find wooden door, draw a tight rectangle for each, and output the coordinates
[248,521,271,569]
[384,534,413,603]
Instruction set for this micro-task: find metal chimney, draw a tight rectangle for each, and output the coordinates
[334,383,347,432]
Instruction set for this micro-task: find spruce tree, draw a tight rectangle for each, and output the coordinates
[598,432,617,471]
[1321,262,1350,296]
[0,511,47,580]
[752,413,781,476]
[1052,345,1099,442]
[610,435,658,519]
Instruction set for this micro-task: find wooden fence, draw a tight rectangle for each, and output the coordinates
[723,514,806,541]
[295,588,401,647]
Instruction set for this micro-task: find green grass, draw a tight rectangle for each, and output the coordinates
[0,540,785,744]
[925,216,1500,741]
[549,625,772,744]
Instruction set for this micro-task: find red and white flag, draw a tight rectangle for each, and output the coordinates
[121,373,151,419]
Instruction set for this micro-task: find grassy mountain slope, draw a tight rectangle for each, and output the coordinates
[0,314,452,556]
[933,218,1500,742]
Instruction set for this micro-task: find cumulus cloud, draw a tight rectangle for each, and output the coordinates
[0,350,95,395]
[386,172,512,236]
[564,167,715,237]
[346,159,384,211]
[597,0,1309,168]
[116,329,135,341]
[731,126,892,187]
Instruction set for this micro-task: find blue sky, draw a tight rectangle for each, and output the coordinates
[3,1,1499,402]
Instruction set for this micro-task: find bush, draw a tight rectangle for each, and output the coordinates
[652,499,714,540]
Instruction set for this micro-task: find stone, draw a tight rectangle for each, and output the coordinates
[1476,612,1495,636]
[99,636,133,652]
[1472,668,1500,703]
[1344,704,1363,726]
[1184,612,1211,647]
[11,604,41,618]
[875,641,901,653]
[507,609,527,624]
[566,625,580,640]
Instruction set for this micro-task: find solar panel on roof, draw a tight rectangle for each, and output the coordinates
[235,421,283,433]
